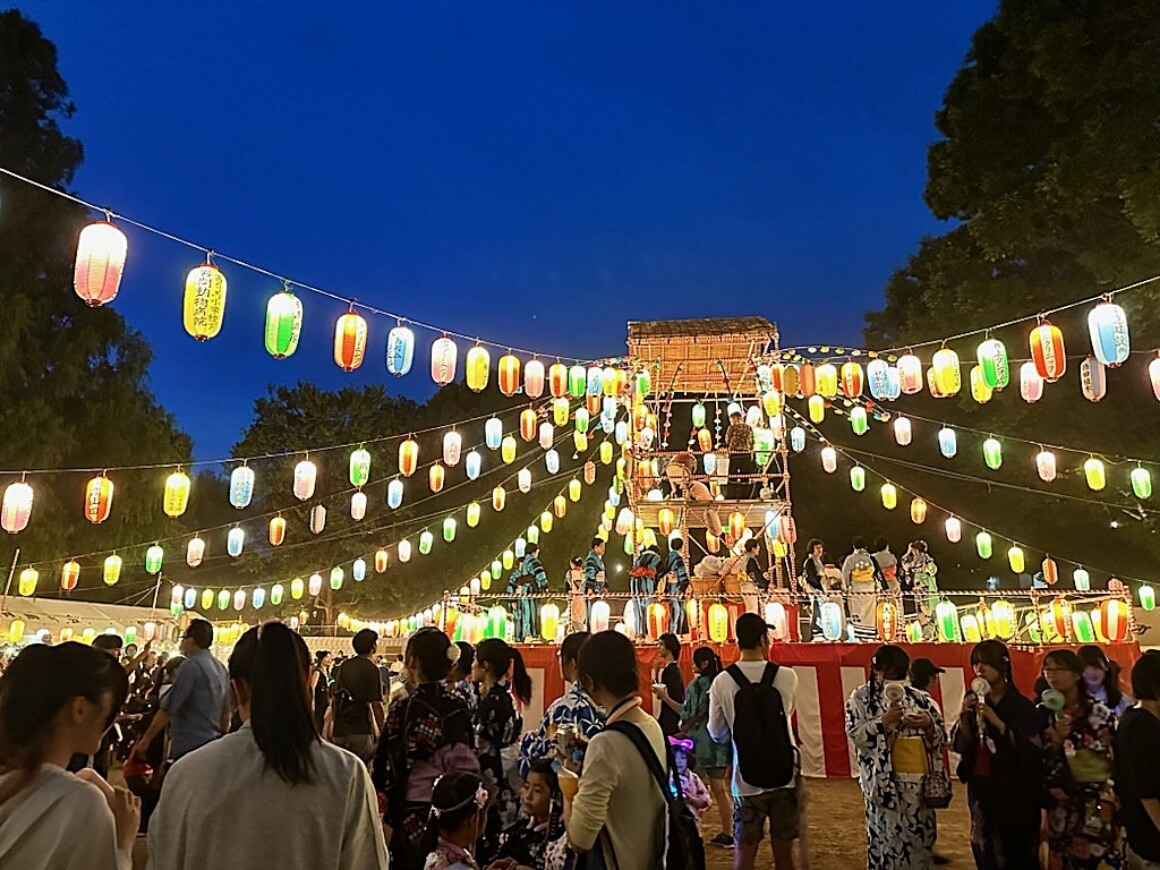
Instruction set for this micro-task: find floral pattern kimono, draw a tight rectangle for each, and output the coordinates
[476,680,524,835]
[845,681,946,869]
[1042,699,1123,869]
[517,681,604,778]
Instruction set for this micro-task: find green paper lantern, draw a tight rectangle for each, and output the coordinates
[976,531,993,560]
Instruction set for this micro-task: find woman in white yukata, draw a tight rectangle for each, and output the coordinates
[845,644,946,870]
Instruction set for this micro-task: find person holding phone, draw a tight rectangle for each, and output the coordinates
[845,644,945,868]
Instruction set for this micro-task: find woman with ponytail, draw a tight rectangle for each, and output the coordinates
[1078,644,1133,719]
[473,638,531,835]
[374,627,478,870]
[148,621,387,868]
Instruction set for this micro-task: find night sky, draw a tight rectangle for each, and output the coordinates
[14,2,994,459]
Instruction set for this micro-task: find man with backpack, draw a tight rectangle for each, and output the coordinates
[709,612,800,870]
[325,629,385,765]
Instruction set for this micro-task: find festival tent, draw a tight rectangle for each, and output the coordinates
[0,595,195,646]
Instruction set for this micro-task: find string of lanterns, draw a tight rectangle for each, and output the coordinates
[784,406,1156,613]
[8,400,615,596]
[1,164,595,365]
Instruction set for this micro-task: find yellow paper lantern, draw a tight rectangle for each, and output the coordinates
[163,470,191,518]
[909,497,927,524]
[466,501,481,528]
[429,463,445,493]
[84,474,114,525]
[540,603,560,641]
[103,554,122,586]
[18,567,38,597]
[465,345,491,392]
[707,603,729,643]
[931,348,961,396]
[501,436,517,465]
[880,483,897,510]
[183,262,227,340]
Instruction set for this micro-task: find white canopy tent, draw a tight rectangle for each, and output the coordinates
[0,595,196,648]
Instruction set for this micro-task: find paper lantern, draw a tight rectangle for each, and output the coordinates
[991,600,1015,639]
[807,395,825,424]
[759,391,779,419]
[502,549,515,570]
[1083,457,1106,491]
[1101,599,1129,642]
[880,483,897,510]
[429,336,459,385]
[933,426,957,459]
[821,446,838,474]
[568,479,582,502]
[309,504,326,535]
[976,531,993,559]
[305,572,321,598]
[368,548,386,575]
[523,359,545,399]
[343,448,371,488]
[969,366,993,404]
[615,507,635,536]
[788,426,805,453]
[1038,555,1059,586]
[763,602,788,641]
[74,219,128,306]
[815,364,838,398]
[547,362,567,398]
[584,461,597,484]
[889,416,911,446]
[1131,467,1152,499]
[285,577,302,601]
[645,601,668,641]
[183,262,227,340]
[780,364,799,397]
[7,618,25,643]
[1088,301,1130,366]
[1048,598,1072,638]
[517,468,532,494]
[464,345,490,392]
[163,470,191,518]
[250,586,266,609]
[926,366,944,399]
[379,324,415,377]
[897,353,923,394]
[567,365,586,398]
[145,545,164,575]
[16,567,37,597]
[463,500,481,528]
[553,494,567,518]
[1073,567,1091,591]
[848,406,868,435]
[634,368,652,398]
[462,448,481,480]
[227,527,246,557]
[260,288,303,359]
[728,511,747,540]
[705,603,729,643]
[586,366,603,397]
[532,602,559,642]
[982,438,1002,470]
[961,614,982,643]
[973,338,1008,389]
[849,465,866,492]
[492,485,506,512]
[1149,355,1160,402]
[657,507,676,537]
[493,352,521,397]
[876,600,899,641]
[910,497,927,524]
[1007,545,1025,574]
[293,459,317,501]
[418,530,434,555]
[574,408,590,435]
[945,516,962,543]
[545,449,560,475]
[429,463,446,493]
[1080,356,1107,402]
[84,475,114,524]
[865,359,889,400]
[1139,585,1156,612]
[1036,450,1057,483]
[818,601,842,641]
[228,590,244,611]
[603,367,622,397]
[350,491,367,520]
[1031,321,1066,381]
[935,600,959,642]
[1019,362,1044,404]
[1069,610,1095,643]
[551,398,569,429]
[399,438,419,477]
[501,436,517,465]
[840,361,863,397]
[931,348,961,396]
[59,559,80,592]
[186,536,206,568]
[103,554,122,586]
[227,465,254,510]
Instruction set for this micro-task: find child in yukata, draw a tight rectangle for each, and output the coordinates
[670,735,712,833]
[485,759,563,870]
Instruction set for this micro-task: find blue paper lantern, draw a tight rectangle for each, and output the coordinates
[229,465,254,509]
[485,418,503,450]
[387,479,404,509]
[1087,301,1130,366]
[385,325,415,376]
[465,450,482,480]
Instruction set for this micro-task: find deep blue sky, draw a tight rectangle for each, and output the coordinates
[15,2,994,459]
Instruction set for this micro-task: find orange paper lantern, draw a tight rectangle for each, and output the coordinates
[399,438,419,477]
[84,474,114,524]
[498,353,521,397]
[333,310,368,371]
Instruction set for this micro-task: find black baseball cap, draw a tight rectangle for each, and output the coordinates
[909,658,945,685]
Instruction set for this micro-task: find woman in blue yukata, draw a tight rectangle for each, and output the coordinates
[845,644,946,869]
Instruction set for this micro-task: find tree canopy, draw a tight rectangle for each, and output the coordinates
[0,10,192,599]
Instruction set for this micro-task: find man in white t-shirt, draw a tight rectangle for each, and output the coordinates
[709,612,800,870]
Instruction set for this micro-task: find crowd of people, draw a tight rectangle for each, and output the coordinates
[0,608,1158,870]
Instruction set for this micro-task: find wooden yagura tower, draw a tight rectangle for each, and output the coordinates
[624,316,797,588]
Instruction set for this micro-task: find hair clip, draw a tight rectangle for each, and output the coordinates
[430,780,489,818]
[447,644,460,662]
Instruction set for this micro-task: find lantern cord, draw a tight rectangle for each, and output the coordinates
[0,165,599,364]
[786,405,1154,590]
[16,400,607,570]
[814,403,1160,468]
[0,397,555,477]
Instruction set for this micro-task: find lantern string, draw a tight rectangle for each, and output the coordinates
[157,433,607,601]
[816,404,1160,468]
[16,398,603,569]
[785,405,1153,590]
[0,165,600,364]
[0,401,544,477]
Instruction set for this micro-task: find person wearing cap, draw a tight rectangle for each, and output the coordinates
[909,658,944,696]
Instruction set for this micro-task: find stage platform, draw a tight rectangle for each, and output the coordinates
[513,640,1141,778]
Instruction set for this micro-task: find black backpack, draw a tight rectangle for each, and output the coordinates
[726,663,795,789]
[606,721,706,870]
